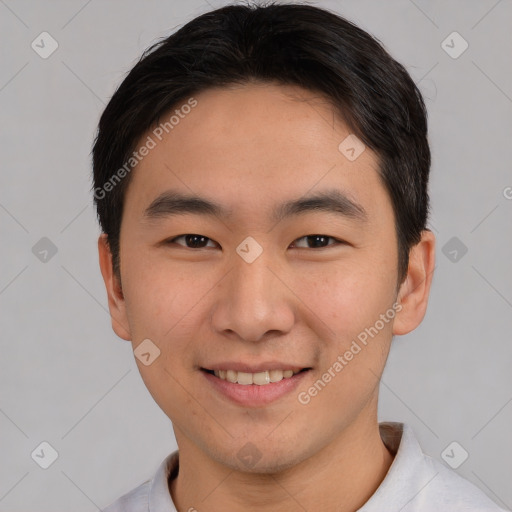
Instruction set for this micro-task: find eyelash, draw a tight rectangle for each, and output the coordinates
[166,234,345,250]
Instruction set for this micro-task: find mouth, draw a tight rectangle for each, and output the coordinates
[201,367,311,385]
[200,367,312,407]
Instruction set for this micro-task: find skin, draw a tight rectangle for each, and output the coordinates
[98,82,435,512]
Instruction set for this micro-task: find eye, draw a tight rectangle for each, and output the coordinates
[165,234,344,250]
[290,235,344,249]
[167,234,218,249]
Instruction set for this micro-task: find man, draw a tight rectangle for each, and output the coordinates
[93,3,505,510]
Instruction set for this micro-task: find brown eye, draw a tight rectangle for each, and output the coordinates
[168,234,218,249]
[291,235,343,249]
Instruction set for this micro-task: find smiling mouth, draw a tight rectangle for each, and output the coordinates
[201,368,311,386]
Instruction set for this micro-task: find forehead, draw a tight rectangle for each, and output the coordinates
[123,82,389,225]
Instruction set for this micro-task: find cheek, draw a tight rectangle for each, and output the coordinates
[291,258,396,398]
[294,268,394,421]
[121,255,212,383]
[122,255,191,338]
[295,258,396,336]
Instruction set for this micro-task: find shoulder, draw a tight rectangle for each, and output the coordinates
[101,450,179,512]
[368,422,506,511]
[420,453,506,511]
[101,480,150,512]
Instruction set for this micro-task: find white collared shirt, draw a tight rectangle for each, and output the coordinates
[102,422,506,511]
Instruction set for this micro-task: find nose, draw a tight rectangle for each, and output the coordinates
[210,244,295,343]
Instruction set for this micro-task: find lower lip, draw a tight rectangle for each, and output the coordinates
[202,370,311,407]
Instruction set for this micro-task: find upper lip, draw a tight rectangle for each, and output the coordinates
[202,362,311,373]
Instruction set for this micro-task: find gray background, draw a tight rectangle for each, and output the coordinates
[1,0,511,510]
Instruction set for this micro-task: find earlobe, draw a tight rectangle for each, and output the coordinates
[393,230,436,336]
[97,234,132,341]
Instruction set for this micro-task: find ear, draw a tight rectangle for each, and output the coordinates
[98,233,132,341]
[393,230,436,336]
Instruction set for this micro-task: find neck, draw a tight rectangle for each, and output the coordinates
[170,409,394,512]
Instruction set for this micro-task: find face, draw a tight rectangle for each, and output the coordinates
[99,82,434,473]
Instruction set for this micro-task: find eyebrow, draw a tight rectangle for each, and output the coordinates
[142,188,367,224]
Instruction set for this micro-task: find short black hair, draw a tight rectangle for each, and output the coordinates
[92,1,430,282]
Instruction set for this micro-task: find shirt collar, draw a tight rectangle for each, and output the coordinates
[359,422,439,511]
[148,449,179,511]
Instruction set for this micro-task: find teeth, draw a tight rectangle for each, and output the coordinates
[213,369,300,385]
